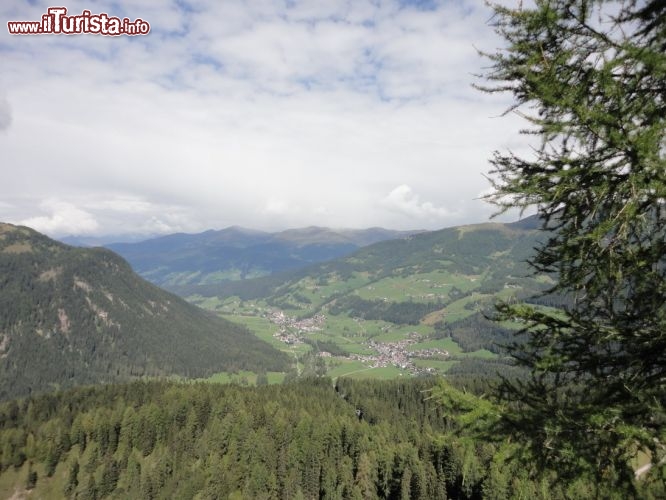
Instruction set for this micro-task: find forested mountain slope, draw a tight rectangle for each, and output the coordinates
[0,223,289,400]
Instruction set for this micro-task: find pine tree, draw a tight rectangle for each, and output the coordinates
[64,460,79,498]
[25,466,37,490]
[481,0,666,490]
[354,452,378,500]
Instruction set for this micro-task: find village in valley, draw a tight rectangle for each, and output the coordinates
[267,309,449,375]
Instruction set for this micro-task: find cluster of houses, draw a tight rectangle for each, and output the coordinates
[267,310,325,331]
[350,334,449,373]
[266,309,449,374]
[267,310,325,344]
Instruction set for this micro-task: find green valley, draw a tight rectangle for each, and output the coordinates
[2,0,663,496]
[181,217,550,382]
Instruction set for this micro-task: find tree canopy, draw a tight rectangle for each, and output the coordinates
[481,0,665,491]
[3,377,659,499]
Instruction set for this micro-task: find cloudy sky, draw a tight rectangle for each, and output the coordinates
[1,0,528,238]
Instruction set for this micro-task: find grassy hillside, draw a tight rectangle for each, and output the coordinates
[0,223,289,400]
[175,217,554,381]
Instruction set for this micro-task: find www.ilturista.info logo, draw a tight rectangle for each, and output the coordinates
[7,7,150,36]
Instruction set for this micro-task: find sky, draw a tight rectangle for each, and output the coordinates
[0,0,529,239]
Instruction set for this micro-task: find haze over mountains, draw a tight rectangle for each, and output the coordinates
[177,216,544,306]
[169,215,550,381]
[0,223,289,400]
[0,216,546,401]
[104,226,422,287]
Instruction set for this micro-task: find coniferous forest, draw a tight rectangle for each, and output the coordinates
[2,377,663,499]
[1,0,664,498]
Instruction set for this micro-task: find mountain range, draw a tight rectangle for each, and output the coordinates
[0,223,289,400]
[104,226,421,287]
[172,215,553,379]
[177,216,545,306]
[0,216,549,399]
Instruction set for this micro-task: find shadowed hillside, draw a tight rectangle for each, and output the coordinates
[0,223,290,400]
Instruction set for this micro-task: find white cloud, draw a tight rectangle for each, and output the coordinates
[382,184,451,219]
[0,0,525,235]
[87,196,154,214]
[4,194,201,237]
[0,94,11,132]
[20,200,99,236]
[262,198,291,216]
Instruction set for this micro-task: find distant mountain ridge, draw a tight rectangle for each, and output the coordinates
[0,223,289,400]
[173,216,545,304]
[105,226,422,287]
[173,216,552,364]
